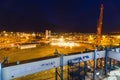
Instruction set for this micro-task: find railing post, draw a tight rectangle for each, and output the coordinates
[109,58,112,72]
[54,49,64,80]
[55,68,58,80]
[67,61,70,80]
[100,58,102,69]
[84,61,87,80]
[119,44,120,67]
[60,54,63,80]
[113,48,116,68]
[54,49,58,80]
[93,49,97,80]
[0,63,2,80]
[79,59,81,80]
[119,43,120,53]
[104,48,108,75]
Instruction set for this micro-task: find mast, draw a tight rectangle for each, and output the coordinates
[97,3,104,46]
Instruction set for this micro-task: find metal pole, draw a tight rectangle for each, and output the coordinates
[104,48,108,75]
[119,44,120,67]
[119,43,120,53]
[72,65,73,80]
[109,58,112,72]
[113,60,115,69]
[55,68,58,80]
[54,49,59,80]
[0,63,2,80]
[113,48,116,69]
[84,61,86,80]
[93,49,97,80]
[67,61,69,80]
[79,59,80,80]
[100,58,102,69]
[60,54,63,80]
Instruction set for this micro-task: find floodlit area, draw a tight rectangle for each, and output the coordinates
[0,43,94,80]
[0,31,120,80]
[0,43,93,63]
[50,37,80,48]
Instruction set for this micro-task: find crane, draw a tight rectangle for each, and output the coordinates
[97,3,104,46]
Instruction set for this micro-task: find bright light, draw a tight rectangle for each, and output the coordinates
[96,72,100,75]
[50,42,57,46]
[4,33,8,36]
[89,35,93,40]
[59,38,64,42]
[102,35,106,39]
[50,38,80,48]
[117,35,120,39]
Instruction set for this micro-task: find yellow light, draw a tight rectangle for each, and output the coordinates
[50,42,57,46]
[89,35,93,40]
[117,35,120,39]
[50,36,79,48]
[102,35,106,39]
[59,38,64,42]
[50,41,80,48]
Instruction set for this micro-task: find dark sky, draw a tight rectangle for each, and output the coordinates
[0,0,120,33]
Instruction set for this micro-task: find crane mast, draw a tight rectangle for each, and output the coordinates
[97,3,104,46]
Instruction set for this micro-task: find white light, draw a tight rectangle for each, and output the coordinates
[96,72,100,75]
[50,41,79,48]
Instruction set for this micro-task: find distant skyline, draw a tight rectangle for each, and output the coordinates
[0,0,120,33]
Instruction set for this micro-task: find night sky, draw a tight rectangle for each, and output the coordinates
[0,0,120,33]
